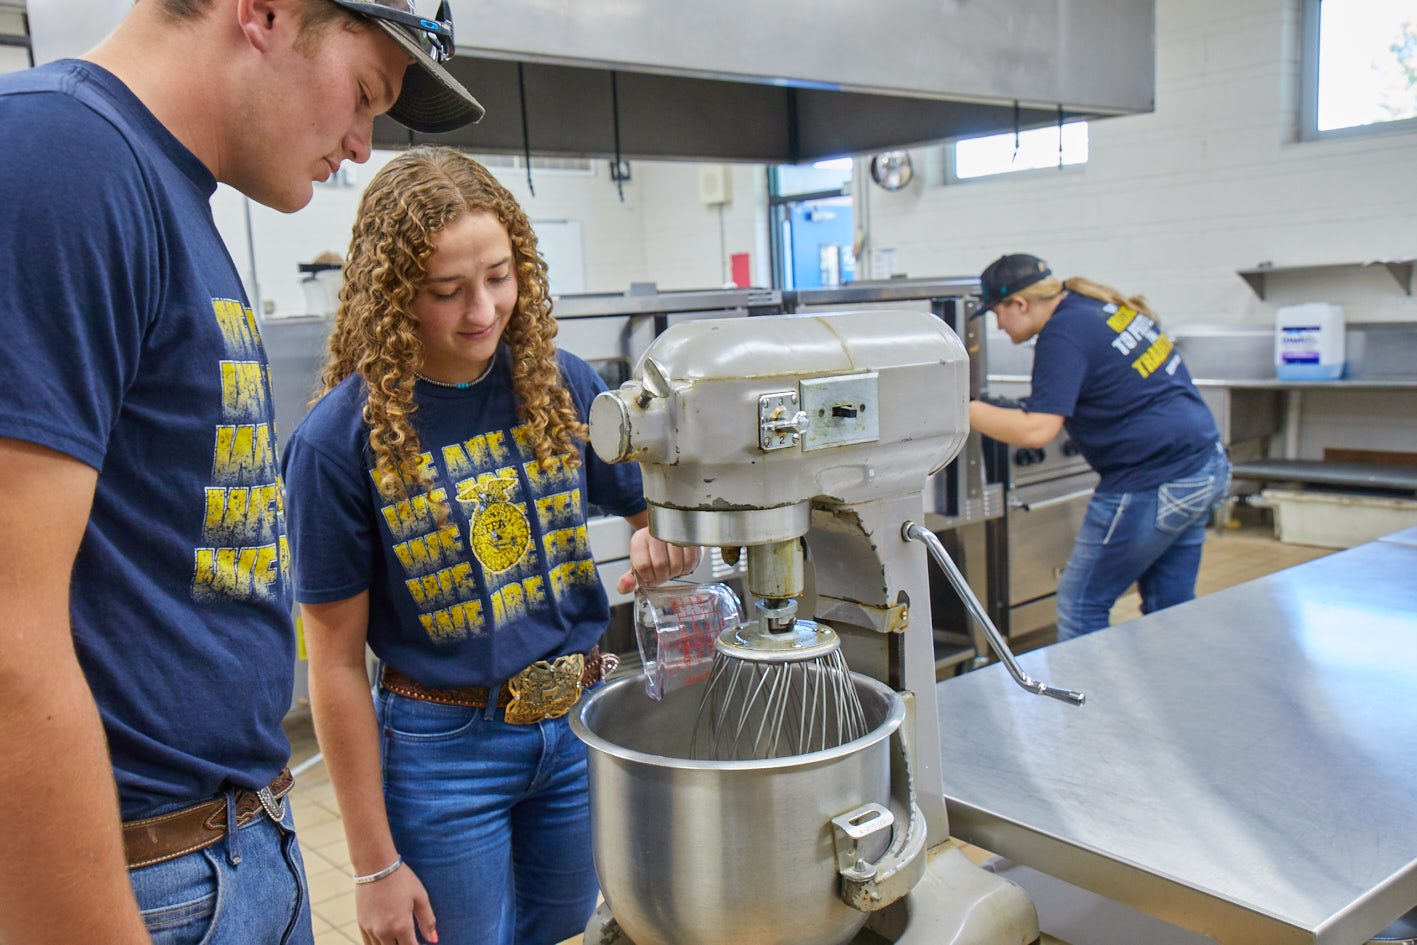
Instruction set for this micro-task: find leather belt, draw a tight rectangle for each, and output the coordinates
[380,646,617,724]
[122,768,294,870]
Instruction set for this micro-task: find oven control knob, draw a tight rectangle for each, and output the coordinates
[1034,447,1047,464]
[1014,448,1034,467]
[1061,439,1080,457]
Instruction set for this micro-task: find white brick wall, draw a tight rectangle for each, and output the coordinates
[214,155,769,316]
[638,162,770,291]
[214,154,659,317]
[862,0,1417,329]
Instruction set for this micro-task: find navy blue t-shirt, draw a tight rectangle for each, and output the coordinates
[282,348,645,689]
[1022,293,1219,492]
[0,62,294,817]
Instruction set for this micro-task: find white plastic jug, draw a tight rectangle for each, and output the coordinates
[1275,302,1345,381]
[299,264,343,316]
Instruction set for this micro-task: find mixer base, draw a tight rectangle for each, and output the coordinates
[583,845,1039,945]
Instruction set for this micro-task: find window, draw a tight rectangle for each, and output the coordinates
[1302,0,1417,138]
[950,121,1088,181]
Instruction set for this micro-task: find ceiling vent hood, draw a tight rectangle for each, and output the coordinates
[377,0,1155,163]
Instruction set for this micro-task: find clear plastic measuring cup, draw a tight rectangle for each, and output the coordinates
[633,581,743,701]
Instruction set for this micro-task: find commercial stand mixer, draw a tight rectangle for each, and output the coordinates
[572,310,1083,945]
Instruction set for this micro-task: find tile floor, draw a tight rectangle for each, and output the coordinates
[283,524,1336,945]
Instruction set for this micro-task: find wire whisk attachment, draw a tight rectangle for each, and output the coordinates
[691,620,869,761]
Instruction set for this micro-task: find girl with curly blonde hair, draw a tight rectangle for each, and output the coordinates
[282,147,697,945]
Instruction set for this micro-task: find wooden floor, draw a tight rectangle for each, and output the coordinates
[285,525,1336,945]
[1108,520,1333,625]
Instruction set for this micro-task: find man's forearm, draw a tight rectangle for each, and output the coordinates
[0,659,150,945]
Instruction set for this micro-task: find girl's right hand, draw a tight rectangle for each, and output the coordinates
[355,862,438,945]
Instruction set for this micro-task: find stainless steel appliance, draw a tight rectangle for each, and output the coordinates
[552,286,787,656]
[935,537,1417,944]
[262,314,336,711]
[984,331,1098,638]
[785,279,1005,671]
[367,0,1156,164]
[574,308,1085,945]
[784,279,995,528]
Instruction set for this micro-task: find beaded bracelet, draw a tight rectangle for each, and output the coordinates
[353,855,404,885]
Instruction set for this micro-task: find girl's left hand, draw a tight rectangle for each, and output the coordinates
[617,528,702,593]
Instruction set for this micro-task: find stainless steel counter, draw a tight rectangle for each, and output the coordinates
[1379,525,1417,548]
[1191,378,1417,389]
[552,287,783,320]
[934,539,1417,944]
[993,374,1417,390]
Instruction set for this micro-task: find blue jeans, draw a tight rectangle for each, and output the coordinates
[377,689,599,945]
[1055,444,1231,642]
[129,797,312,945]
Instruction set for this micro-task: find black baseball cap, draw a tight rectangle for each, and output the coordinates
[329,0,485,133]
[973,253,1053,317]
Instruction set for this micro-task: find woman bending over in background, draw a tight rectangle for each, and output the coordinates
[969,253,1230,643]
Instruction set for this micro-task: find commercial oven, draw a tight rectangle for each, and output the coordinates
[984,331,1098,639]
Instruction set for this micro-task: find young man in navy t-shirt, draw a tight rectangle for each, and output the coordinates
[0,2,483,942]
[969,254,1230,643]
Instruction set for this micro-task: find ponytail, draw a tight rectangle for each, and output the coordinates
[1062,276,1158,322]
[1010,275,1159,324]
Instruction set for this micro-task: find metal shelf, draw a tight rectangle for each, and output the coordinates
[552,286,783,320]
[1237,259,1415,299]
[1191,378,1417,389]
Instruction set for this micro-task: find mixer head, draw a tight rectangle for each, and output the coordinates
[587,309,970,547]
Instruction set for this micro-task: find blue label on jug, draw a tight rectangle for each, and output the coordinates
[1280,326,1322,364]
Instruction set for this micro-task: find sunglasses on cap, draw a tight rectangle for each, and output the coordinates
[331,0,455,62]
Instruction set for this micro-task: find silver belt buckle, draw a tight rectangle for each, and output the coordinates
[257,785,287,823]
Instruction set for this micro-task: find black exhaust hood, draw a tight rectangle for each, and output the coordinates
[374,0,1156,163]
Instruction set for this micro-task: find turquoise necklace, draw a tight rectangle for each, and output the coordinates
[416,358,495,390]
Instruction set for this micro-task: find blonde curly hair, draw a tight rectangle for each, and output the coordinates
[316,146,586,503]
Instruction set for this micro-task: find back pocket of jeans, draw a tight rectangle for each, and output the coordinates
[1155,475,1214,535]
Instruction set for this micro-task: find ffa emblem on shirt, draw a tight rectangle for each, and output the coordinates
[458,473,530,573]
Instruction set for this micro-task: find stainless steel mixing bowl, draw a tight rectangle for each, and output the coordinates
[571,672,905,945]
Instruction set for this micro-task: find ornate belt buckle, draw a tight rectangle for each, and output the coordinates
[504,652,586,725]
[256,785,286,824]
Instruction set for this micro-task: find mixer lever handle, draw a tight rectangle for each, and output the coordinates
[902,521,1085,706]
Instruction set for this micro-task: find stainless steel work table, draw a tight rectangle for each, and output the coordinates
[934,539,1417,944]
[1380,525,1417,549]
